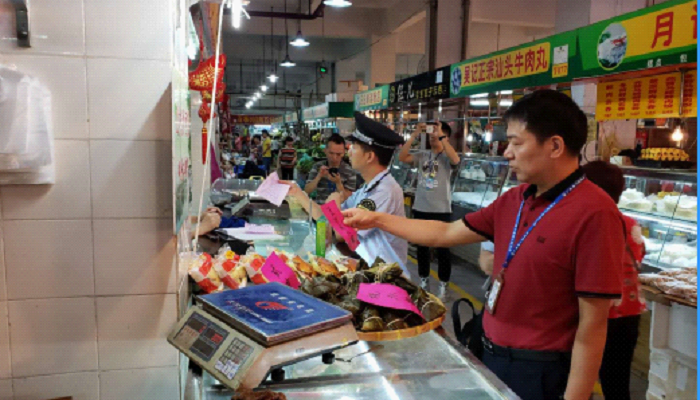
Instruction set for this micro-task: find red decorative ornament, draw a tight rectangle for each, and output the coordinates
[199,102,214,123]
[202,127,208,164]
[201,80,226,103]
[189,55,227,91]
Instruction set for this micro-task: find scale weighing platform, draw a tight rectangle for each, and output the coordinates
[168,282,359,390]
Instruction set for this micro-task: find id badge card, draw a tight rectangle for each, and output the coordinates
[485,273,504,315]
[424,174,438,191]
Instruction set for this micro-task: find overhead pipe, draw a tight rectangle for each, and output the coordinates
[224,3,325,20]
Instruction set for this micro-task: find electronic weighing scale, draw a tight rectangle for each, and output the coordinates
[168,282,359,390]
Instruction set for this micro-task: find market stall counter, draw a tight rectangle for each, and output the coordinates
[183,195,518,400]
[196,327,517,400]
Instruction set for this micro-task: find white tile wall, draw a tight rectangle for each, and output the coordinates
[87,58,172,141]
[4,220,94,300]
[90,140,172,219]
[0,55,89,140]
[1,140,92,220]
[84,0,172,60]
[0,0,85,56]
[8,298,98,377]
[100,366,180,400]
[0,303,10,379]
[0,380,11,400]
[93,219,175,295]
[96,294,178,371]
[0,0,183,397]
[13,372,100,400]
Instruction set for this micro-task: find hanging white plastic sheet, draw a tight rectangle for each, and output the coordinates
[0,65,55,184]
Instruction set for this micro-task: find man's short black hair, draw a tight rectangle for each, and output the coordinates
[440,122,452,137]
[284,136,294,144]
[582,161,625,203]
[503,90,587,156]
[262,130,269,136]
[353,140,394,167]
[327,133,346,147]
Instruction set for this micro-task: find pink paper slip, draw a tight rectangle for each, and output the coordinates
[255,172,290,207]
[320,201,360,251]
[261,252,300,289]
[244,224,276,234]
[357,283,424,319]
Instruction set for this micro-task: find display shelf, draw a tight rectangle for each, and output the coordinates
[621,209,697,233]
[620,167,697,270]
[455,176,502,184]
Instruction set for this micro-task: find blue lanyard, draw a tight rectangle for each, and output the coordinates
[503,177,585,270]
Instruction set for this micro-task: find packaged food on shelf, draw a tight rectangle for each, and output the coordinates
[307,253,342,277]
[640,148,690,162]
[299,258,446,334]
[212,246,247,290]
[188,253,223,293]
[240,253,267,285]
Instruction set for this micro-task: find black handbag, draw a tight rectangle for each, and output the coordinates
[452,297,484,360]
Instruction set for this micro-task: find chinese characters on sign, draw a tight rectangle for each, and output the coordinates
[356,283,424,319]
[595,72,682,121]
[389,67,450,106]
[355,86,389,111]
[456,43,551,91]
[682,70,697,117]
[320,201,359,251]
[231,115,273,125]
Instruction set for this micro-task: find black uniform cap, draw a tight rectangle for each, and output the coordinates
[351,112,404,149]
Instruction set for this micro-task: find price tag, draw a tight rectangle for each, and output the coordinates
[255,172,290,207]
[320,201,360,251]
[244,224,275,234]
[261,252,300,289]
[357,283,424,319]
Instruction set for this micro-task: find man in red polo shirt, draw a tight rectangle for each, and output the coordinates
[343,90,625,400]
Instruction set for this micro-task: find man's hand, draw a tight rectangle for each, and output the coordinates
[342,208,380,230]
[318,166,330,179]
[205,207,223,216]
[413,123,425,138]
[199,211,221,235]
[328,171,342,185]
[280,180,305,200]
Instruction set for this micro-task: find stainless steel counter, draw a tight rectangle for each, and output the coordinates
[198,328,517,400]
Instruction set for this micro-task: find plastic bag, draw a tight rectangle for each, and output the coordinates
[188,253,223,293]
[212,245,247,290]
[0,67,55,184]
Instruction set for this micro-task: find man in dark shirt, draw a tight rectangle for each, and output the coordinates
[278,136,297,180]
[305,134,357,202]
[343,90,625,400]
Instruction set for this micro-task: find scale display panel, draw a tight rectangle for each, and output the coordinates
[174,312,230,362]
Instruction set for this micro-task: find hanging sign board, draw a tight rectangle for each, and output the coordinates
[355,85,390,111]
[595,72,682,121]
[302,103,330,121]
[389,66,450,106]
[230,115,274,125]
[449,31,577,98]
[578,0,696,77]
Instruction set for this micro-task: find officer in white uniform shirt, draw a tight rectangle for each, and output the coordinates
[283,112,409,276]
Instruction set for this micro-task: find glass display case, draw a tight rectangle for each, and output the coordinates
[617,167,697,271]
[389,150,421,195]
[451,155,512,212]
[198,329,517,400]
